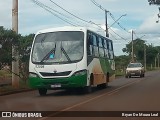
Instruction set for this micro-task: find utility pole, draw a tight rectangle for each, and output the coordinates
[105,10,109,37]
[12,0,19,88]
[158,53,159,69]
[144,44,146,71]
[131,30,134,62]
[155,57,157,69]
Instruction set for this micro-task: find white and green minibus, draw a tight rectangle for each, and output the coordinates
[29,26,115,95]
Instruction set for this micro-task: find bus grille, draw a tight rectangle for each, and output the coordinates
[40,71,71,77]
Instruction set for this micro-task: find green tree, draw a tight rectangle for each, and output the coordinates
[0,27,34,81]
[115,55,130,70]
[18,34,34,81]
[122,38,160,69]
[146,45,159,65]
[148,0,160,5]
[0,26,19,68]
[122,38,145,63]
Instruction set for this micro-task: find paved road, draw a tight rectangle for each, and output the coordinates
[0,70,160,120]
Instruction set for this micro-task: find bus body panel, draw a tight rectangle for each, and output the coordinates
[87,58,115,86]
[29,73,87,89]
[30,63,77,79]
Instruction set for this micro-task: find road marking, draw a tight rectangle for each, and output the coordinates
[38,80,139,120]
[108,90,119,95]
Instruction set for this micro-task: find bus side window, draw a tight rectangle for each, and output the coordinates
[87,33,93,56]
[92,34,98,57]
[98,37,104,57]
[104,39,109,58]
[108,41,114,59]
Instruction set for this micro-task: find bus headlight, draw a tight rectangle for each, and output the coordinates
[29,72,38,78]
[73,70,87,76]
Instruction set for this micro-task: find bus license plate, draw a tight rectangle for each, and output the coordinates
[51,84,61,88]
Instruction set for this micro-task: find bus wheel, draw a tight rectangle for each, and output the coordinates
[38,88,47,96]
[77,76,93,94]
[84,74,94,93]
[97,83,108,89]
[76,86,92,94]
[84,85,92,93]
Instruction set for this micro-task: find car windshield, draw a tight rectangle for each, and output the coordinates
[31,31,84,64]
[127,63,142,68]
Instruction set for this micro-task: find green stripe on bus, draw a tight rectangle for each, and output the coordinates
[99,58,115,76]
[28,74,87,89]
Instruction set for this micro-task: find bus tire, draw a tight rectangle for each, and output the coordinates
[38,88,47,96]
[90,74,94,86]
[83,75,93,93]
[76,86,92,94]
[84,85,92,93]
[77,75,93,94]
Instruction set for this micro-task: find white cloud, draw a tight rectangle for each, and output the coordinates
[138,14,160,34]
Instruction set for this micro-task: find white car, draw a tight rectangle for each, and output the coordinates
[125,63,145,78]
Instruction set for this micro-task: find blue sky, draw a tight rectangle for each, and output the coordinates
[0,0,160,56]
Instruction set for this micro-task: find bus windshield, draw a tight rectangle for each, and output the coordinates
[31,31,84,64]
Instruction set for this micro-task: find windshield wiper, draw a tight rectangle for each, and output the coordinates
[61,46,71,62]
[40,43,56,63]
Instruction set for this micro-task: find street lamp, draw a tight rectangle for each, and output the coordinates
[108,14,127,29]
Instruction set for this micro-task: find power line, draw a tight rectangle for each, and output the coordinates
[32,0,129,40]
[109,28,128,41]
[90,0,106,11]
[90,0,129,39]
[31,0,79,26]
[49,0,105,31]
[108,12,130,34]
[109,32,119,40]
[49,0,91,24]
[32,0,107,33]
[90,0,130,34]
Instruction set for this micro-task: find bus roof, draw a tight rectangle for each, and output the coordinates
[36,26,87,34]
[36,26,108,39]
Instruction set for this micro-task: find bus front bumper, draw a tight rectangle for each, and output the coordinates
[28,74,87,89]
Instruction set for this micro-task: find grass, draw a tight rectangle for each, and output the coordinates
[115,70,125,77]
[0,70,31,95]
[0,83,30,95]
[0,76,30,95]
[0,70,12,77]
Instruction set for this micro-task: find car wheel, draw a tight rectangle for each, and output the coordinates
[140,74,142,78]
[38,88,47,96]
[143,74,145,77]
